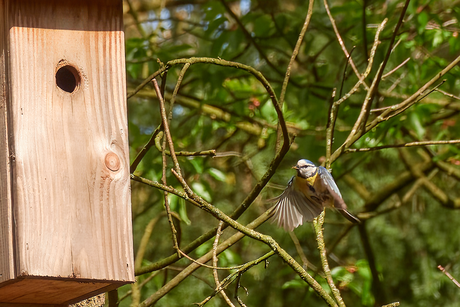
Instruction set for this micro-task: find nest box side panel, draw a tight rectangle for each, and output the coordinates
[7,0,134,282]
[0,0,15,284]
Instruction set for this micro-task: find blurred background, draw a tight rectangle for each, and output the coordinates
[122,0,460,306]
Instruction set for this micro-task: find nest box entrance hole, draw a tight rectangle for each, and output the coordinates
[55,64,81,93]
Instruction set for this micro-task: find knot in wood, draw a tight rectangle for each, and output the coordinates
[105,152,121,172]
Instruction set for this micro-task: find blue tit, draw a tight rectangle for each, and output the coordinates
[272,159,360,231]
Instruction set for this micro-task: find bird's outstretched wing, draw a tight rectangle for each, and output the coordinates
[318,167,361,224]
[318,166,342,198]
[272,177,323,231]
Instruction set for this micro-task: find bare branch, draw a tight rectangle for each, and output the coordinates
[344,139,460,153]
[382,57,411,80]
[438,265,460,288]
[212,222,235,307]
[277,0,315,151]
[314,211,345,307]
[154,131,217,157]
[323,0,370,90]
[154,79,181,257]
[279,0,315,106]
[326,19,387,164]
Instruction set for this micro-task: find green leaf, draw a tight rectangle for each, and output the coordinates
[219,249,242,266]
[189,158,204,174]
[205,16,228,38]
[432,29,444,48]
[191,182,212,202]
[168,194,190,225]
[281,279,307,289]
[195,242,212,257]
[252,14,273,37]
[417,11,429,34]
[177,197,191,225]
[208,168,226,181]
[409,112,426,139]
[356,259,372,280]
[260,99,277,123]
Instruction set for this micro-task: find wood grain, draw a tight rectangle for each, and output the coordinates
[0,0,15,285]
[0,0,134,303]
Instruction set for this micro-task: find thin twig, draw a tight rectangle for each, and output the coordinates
[154,79,181,257]
[314,211,345,307]
[177,248,243,271]
[384,80,447,121]
[126,0,147,38]
[133,57,293,224]
[289,232,319,271]
[434,88,460,100]
[362,160,436,212]
[400,149,460,209]
[335,19,386,107]
[277,0,315,151]
[120,271,161,302]
[130,125,162,173]
[366,60,460,132]
[330,70,454,165]
[151,74,334,306]
[137,209,270,306]
[169,63,191,121]
[326,224,354,255]
[384,70,407,95]
[325,89,336,168]
[325,20,386,165]
[132,126,291,275]
[200,251,276,307]
[402,169,438,204]
[343,61,384,148]
[345,139,460,153]
[154,131,217,157]
[168,166,338,307]
[213,222,235,306]
[234,273,248,307]
[153,79,182,173]
[338,47,355,99]
[323,0,369,90]
[219,0,287,81]
[438,265,460,288]
[279,0,315,106]
[361,0,368,58]
[128,57,289,147]
[328,0,413,163]
[368,0,411,98]
[382,57,410,80]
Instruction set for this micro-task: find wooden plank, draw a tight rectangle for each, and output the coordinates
[0,277,119,305]
[5,0,134,283]
[0,0,15,284]
[0,303,66,307]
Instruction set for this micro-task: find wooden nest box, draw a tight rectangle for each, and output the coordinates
[0,0,135,305]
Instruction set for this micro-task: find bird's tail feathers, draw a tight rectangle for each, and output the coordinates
[338,209,361,224]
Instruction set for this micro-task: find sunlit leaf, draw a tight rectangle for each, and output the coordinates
[191,182,212,202]
[208,168,226,181]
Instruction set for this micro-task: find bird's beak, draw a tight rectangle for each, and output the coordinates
[292,165,298,170]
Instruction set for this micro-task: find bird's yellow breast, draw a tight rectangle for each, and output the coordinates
[295,172,318,190]
[306,173,318,186]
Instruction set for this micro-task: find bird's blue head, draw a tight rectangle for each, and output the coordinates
[293,159,317,179]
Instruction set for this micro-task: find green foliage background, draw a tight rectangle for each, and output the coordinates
[122,0,460,306]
